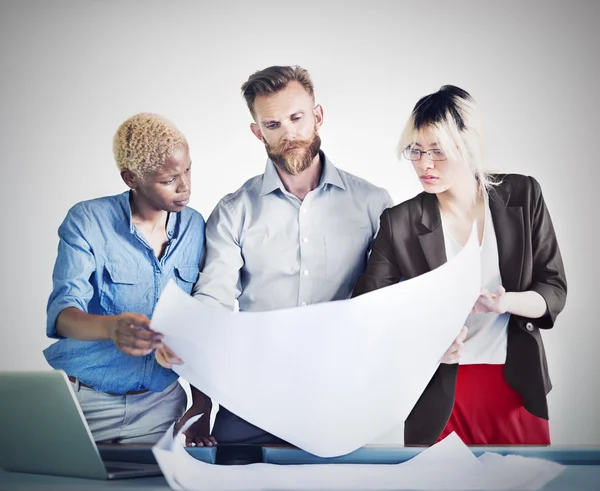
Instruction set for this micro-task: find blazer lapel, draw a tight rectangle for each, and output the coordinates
[418,193,447,271]
[489,182,524,292]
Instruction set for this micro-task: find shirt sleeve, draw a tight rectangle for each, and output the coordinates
[381,189,395,211]
[191,198,243,311]
[378,188,394,232]
[366,188,395,259]
[46,205,97,338]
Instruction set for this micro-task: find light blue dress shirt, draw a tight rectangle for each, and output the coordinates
[43,191,205,394]
[192,151,393,312]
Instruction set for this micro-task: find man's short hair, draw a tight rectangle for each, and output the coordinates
[241,65,315,118]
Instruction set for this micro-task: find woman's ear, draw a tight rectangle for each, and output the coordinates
[120,169,138,189]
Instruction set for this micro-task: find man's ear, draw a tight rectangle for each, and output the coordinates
[250,123,264,142]
[120,169,138,189]
[313,104,324,130]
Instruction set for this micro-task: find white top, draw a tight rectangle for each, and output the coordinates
[441,196,509,365]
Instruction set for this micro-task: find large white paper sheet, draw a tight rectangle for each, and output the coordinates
[152,230,481,457]
[152,422,565,491]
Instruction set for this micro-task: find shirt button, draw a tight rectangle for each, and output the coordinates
[301,302,307,306]
[303,270,309,276]
[302,237,309,243]
[167,230,173,237]
[525,322,534,332]
[302,209,308,214]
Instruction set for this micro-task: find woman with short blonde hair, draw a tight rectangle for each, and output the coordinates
[43,113,206,444]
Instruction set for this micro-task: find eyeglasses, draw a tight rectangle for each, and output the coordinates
[402,146,447,161]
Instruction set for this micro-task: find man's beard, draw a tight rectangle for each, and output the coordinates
[264,129,321,176]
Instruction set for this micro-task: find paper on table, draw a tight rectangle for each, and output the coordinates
[153,415,204,491]
[152,427,565,491]
[475,453,565,491]
[151,228,480,457]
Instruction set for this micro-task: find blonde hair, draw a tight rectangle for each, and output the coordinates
[113,113,187,177]
[398,85,495,193]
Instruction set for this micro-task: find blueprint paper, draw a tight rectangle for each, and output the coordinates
[152,229,480,457]
[152,429,564,491]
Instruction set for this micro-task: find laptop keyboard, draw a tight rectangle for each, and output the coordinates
[104,461,155,474]
[105,465,146,473]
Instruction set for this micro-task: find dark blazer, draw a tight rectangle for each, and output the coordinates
[352,174,567,445]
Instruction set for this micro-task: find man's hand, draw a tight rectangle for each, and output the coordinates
[440,325,468,364]
[106,313,163,356]
[472,286,509,314]
[175,408,217,447]
[155,342,184,369]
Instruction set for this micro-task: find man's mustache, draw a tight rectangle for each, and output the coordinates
[268,138,312,155]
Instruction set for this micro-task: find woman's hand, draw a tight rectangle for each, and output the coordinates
[106,313,163,356]
[155,342,184,369]
[472,286,509,314]
[440,325,468,364]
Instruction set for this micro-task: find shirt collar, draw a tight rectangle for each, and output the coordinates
[120,190,178,239]
[259,150,346,196]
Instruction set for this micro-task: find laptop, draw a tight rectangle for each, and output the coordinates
[0,370,162,479]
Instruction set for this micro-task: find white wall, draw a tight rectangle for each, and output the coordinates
[1,0,598,445]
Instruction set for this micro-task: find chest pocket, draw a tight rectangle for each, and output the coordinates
[172,265,200,294]
[99,262,151,315]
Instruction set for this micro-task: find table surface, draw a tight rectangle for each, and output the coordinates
[1,445,599,490]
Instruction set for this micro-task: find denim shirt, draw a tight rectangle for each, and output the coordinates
[43,191,205,394]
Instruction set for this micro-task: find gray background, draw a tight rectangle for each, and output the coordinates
[0,0,598,444]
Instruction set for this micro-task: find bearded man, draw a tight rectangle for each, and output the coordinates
[157,65,393,446]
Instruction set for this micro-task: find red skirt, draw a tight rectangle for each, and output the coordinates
[436,364,550,445]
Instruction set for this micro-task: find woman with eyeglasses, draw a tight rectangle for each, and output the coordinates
[352,85,567,445]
